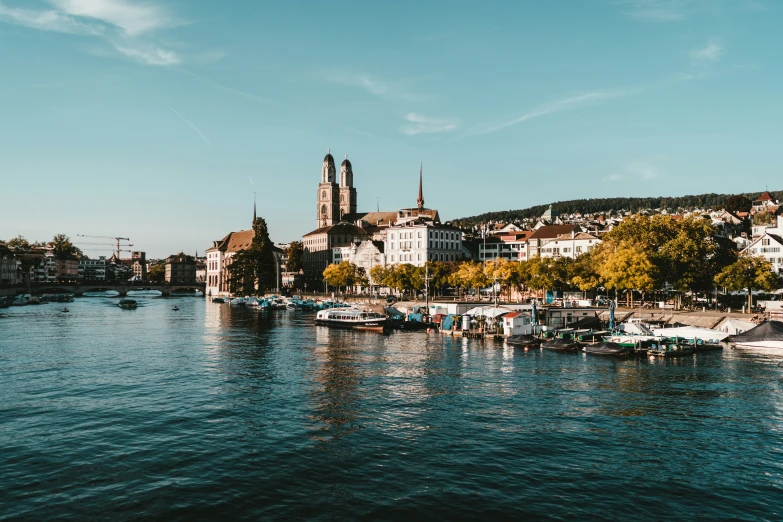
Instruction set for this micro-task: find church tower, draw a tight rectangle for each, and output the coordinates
[339,155,357,220]
[317,150,340,228]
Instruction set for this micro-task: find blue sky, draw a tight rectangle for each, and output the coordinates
[1,0,780,258]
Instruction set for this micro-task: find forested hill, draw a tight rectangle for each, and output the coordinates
[453,190,783,227]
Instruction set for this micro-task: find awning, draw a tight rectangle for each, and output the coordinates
[465,306,511,318]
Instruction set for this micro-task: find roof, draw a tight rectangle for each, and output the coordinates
[324,152,335,164]
[757,191,774,201]
[344,211,399,226]
[225,230,255,252]
[554,232,599,241]
[529,224,578,239]
[341,157,351,168]
[166,253,196,264]
[302,223,369,238]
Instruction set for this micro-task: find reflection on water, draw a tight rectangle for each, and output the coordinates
[1,299,782,519]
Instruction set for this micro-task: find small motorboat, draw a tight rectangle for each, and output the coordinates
[212,297,226,303]
[583,342,631,356]
[506,334,541,348]
[172,306,180,311]
[119,299,137,309]
[61,307,69,313]
[541,338,580,352]
[647,339,695,358]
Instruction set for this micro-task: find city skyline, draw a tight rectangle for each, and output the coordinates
[2,0,782,257]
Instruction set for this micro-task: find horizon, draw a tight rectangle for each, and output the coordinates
[2,0,782,257]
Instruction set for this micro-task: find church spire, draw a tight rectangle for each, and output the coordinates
[417,163,424,211]
[253,192,257,222]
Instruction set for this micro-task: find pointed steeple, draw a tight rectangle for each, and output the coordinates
[417,163,424,211]
[253,192,257,222]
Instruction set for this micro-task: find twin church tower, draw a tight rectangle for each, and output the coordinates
[317,149,357,228]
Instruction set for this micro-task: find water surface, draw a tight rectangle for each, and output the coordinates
[2,295,782,520]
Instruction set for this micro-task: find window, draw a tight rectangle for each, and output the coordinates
[418,254,422,261]
[418,231,422,238]
[762,238,770,246]
[391,255,395,262]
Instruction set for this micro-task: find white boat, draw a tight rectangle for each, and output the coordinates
[315,308,390,332]
[11,295,28,306]
[246,297,260,308]
[230,297,246,306]
[730,321,783,355]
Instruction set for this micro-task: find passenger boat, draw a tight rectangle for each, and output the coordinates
[118,299,137,309]
[541,338,580,352]
[315,308,390,332]
[583,342,631,356]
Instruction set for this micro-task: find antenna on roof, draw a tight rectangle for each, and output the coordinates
[377,197,379,212]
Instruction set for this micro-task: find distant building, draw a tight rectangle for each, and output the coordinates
[131,251,147,280]
[78,256,106,281]
[539,232,601,260]
[743,212,783,275]
[165,253,197,284]
[385,220,462,266]
[106,254,133,282]
[205,200,283,296]
[0,245,16,285]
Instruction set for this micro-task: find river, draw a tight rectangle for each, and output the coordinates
[1,293,782,520]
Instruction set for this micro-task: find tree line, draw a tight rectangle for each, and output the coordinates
[323,215,781,309]
[453,191,783,227]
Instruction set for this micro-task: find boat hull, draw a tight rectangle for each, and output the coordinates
[541,339,580,352]
[583,342,631,356]
[315,318,390,332]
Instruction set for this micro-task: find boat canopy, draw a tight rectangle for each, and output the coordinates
[616,322,654,336]
[652,326,729,341]
[465,306,510,318]
[731,321,783,343]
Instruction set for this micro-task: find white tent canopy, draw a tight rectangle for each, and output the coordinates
[465,306,511,318]
[652,326,729,341]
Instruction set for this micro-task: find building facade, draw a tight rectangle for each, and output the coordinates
[165,253,197,284]
[385,221,462,267]
[78,256,107,281]
[0,245,16,285]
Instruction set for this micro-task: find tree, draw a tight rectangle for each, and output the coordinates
[285,241,303,273]
[570,249,603,292]
[370,265,392,288]
[148,262,165,283]
[51,233,82,259]
[323,262,348,291]
[7,235,30,250]
[599,245,656,305]
[715,256,779,312]
[724,195,752,214]
[226,217,277,295]
[451,261,487,298]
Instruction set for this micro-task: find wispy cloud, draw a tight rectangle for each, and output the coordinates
[627,163,658,180]
[0,0,189,66]
[116,44,179,66]
[475,89,629,135]
[321,70,426,103]
[166,103,211,145]
[401,113,458,135]
[690,39,723,62]
[603,162,660,182]
[618,0,695,22]
[50,0,180,35]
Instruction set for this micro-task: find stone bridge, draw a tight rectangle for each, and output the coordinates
[1,282,206,297]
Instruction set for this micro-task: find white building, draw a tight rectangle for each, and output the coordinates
[743,213,783,275]
[539,232,601,259]
[78,256,106,281]
[385,220,462,266]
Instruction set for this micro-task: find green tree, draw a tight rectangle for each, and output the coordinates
[51,234,82,258]
[7,235,30,250]
[285,241,303,273]
[715,256,779,312]
[148,261,165,283]
[724,195,752,214]
[226,217,277,295]
[570,249,603,292]
[599,245,656,305]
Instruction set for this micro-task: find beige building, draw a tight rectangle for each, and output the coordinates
[165,253,197,284]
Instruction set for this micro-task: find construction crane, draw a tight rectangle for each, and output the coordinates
[76,235,132,259]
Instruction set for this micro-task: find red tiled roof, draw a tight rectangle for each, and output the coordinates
[529,225,578,239]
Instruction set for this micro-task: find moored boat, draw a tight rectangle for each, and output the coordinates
[541,338,580,352]
[647,339,694,357]
[212,297,226,303]
[315,308,390,332]
[583,342,631,356]
[729,321,783,356]
[506,334,541,348]
[119,299,137,309]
